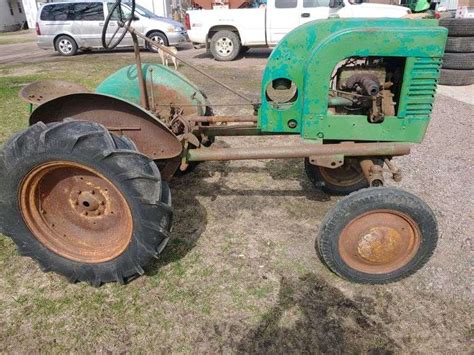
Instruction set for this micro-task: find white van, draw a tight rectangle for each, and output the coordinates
[36,0,188,56]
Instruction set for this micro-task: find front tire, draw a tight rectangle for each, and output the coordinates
[0,121,172,286]
[55,35,78,56]
[210,30,241,61]
[147,31,168,52]
[317,187,438,284]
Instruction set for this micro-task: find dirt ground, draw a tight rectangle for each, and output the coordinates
[0,32,473,353]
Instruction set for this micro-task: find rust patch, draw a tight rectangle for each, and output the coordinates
[338,210,421,274]
[19,161,133,263]
[19,80,89,105]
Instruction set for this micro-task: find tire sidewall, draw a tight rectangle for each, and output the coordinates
[147,31,168,52]
[318,188,438,283]
[210,30,241,61]
[1,149,155,278]
[55,35,78,56]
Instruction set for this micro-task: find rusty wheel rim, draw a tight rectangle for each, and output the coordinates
[338,210,421,274]
[19,161,133,263]
[319,159,365,187]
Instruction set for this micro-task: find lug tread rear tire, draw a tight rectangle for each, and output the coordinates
[317,187,438,284]
[0,121,172,286]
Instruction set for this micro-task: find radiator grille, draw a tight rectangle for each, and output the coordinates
[403,57,442,119]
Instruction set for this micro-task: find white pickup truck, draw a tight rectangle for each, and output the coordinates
[186,0,410,61]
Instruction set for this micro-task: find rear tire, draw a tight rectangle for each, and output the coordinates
[317,187,438,284]
[210,30,241,61]
[0,121,172,286]
[55,35,78,56]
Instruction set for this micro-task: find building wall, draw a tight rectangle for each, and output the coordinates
[0,0,27,32]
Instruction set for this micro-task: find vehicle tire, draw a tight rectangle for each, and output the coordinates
[442,52,474,70]
[439,18,474,36]
[317,187,438,284]
[304,157,383,195]
[445,37,474,53]
[0,120,173,286]
[55,35,78,56]
[210,30,241,61]
[438,68,474,86]
[146,31,169,52]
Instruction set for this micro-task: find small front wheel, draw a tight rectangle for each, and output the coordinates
[210,30,241,61]
[317,187,438,284]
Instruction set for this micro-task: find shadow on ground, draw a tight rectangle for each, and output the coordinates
[146,157,330,276]
[203,273,399,353]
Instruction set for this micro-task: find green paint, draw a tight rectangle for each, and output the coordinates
[96,63,209,115]
[259,18,447,143]
[403,0,431,12]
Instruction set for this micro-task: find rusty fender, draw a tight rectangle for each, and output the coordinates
[29,93,182,160]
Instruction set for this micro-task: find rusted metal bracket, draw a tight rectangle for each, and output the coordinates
[360,159,385,187]
[384,158,402,182]
[308,155,344,169]
[131,32,149,110]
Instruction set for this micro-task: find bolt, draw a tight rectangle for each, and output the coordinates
[287,120,297,129]
[317,132,324,138]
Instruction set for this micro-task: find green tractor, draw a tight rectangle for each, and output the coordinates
[0,2,447,286]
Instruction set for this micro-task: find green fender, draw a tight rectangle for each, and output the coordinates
[96,63,211,116]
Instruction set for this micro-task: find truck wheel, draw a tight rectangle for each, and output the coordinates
[210,30,241,61]
[0,121,172,286]
[304,157,383,195]
[317,187,438,284]
[442,53,474,70]
[55,35,78,56]
[445,37,474,53]
[439,68,474,86]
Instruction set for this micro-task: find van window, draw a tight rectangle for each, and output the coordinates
[40,2,103,21]
[107,3,132,21]
[303,0,330,7]
[275,0,298,8]
[69,3,104,21]
[40,4,71,21]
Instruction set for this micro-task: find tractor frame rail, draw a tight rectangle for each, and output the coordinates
[187,142,411,162]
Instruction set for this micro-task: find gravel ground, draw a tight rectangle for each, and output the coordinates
[0,33,472,352]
